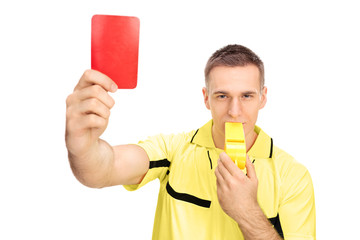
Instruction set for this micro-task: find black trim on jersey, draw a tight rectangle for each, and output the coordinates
[269,138,274,158]
[268,214,283,238]
[246,159,256,177]
[190,129,199,143]
[149,159,171,169]
[207,151,213,169]
[166,182,211,208]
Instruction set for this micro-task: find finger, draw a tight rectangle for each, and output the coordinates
[215,167,227,192]
[75,69,118,93]
[72,113,107,131]
[245,155,257,180]
[215,166,225,183]
[84,114,107,132]
[77,85,115,109]
[216,156,234,182]
[79,98,111,120]
[219,152,243,177]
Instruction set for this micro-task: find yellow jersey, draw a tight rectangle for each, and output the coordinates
[124,120,316,239]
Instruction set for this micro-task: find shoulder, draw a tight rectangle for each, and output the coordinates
[273,146,309,177]
[272,146,313,196]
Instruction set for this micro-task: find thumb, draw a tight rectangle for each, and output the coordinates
[245,155,257,179]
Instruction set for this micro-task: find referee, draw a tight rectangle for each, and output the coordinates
[65,44,315,239]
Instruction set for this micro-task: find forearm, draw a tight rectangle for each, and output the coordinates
[68,138,114,188]
[235,204,282,240]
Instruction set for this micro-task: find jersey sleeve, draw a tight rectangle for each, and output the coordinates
[123,133,174,191]
[279,162,316,239]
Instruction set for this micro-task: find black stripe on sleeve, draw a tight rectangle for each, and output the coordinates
[190,129,199,143]
[207,151,213,169]
[269,138,273,158]
[149,159,171,169]
[268,214,283,238]
[166,182,211,208]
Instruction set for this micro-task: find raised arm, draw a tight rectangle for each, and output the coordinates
[65,69,149,188]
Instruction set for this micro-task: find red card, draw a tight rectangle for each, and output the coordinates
[91,15,140,89]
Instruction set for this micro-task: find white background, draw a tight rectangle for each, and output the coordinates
[1,0,359,239]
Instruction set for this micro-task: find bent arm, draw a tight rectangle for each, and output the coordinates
[66,70,149,188]
[234,205,282,240]
[215,154,282,239]
[68,140,149,188]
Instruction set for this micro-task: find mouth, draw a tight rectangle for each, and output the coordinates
[226,121,245,125]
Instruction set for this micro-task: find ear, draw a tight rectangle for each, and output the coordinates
[259,86,268,110]
[202,87,210,110]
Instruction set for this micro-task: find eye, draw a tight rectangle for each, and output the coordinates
[242,94,253,99]
[217,94,228,99]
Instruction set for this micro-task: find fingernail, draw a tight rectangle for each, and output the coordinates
[111,84,118,92]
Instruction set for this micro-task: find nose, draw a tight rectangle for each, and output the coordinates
[228,98,242,119]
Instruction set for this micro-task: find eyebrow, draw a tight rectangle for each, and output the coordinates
[212,90,259,95]
[212,90,229,95]
[242,90,259,95]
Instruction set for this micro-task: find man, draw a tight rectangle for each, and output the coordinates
[65,44,316,239]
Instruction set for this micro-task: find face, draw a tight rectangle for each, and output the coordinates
[202,65,267,147]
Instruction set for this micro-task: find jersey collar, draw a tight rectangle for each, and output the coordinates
[191,120,273,159]
[190,120,215,149]
[248,125,274,159]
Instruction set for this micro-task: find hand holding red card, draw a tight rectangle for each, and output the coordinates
[91,15,140,89]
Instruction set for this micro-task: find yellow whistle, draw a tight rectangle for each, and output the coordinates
[224,122,246,169]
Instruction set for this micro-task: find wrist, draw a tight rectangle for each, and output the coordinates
[235,203,281,240]
[234,201,261,225]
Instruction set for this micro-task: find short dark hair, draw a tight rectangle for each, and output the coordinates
[204,44,264,89]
